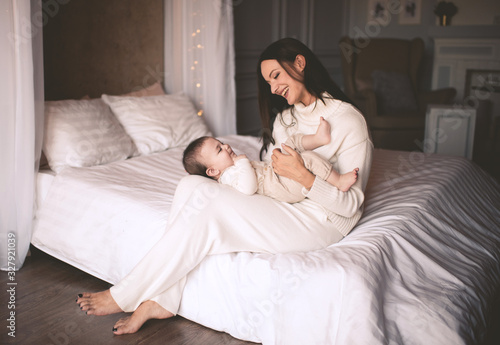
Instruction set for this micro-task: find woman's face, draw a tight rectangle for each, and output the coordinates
[260,58,313,106]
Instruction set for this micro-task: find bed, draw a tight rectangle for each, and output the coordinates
[32,89,500,345]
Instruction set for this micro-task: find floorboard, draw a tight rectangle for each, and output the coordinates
[0,247,258,345]
[1,246,499,345]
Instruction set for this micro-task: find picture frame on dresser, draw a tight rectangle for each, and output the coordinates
[464,69,500,101]
[464,69,500,152]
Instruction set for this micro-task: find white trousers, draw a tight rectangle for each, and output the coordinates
[110,175,343,314]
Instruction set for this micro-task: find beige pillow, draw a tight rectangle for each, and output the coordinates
[122,82,166,98]
[102,92,212,155]
[43,98,136,173]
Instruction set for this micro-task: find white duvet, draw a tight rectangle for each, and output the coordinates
[32,135,500,345]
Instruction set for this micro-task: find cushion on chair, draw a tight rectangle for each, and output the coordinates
[371,70,418,115]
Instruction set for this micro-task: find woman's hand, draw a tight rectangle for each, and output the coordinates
[271,144,315,189]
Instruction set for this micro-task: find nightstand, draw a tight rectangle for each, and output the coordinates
[423,105,477,159]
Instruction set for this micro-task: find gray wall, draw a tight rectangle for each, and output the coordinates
[233,0,349,136]
[347,0,500,90]
[43,0,500,134]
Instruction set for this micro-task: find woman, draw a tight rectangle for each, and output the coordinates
[76,38,373,335]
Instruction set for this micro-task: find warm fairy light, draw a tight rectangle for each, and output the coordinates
[191,14,204,120]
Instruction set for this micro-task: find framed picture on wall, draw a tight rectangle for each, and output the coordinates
[464,69,500,151]
[399,0,421,25]
[368,0,389,21]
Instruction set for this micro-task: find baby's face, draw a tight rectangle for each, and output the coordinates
[200,137,237,173]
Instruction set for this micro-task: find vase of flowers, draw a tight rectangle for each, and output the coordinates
[434,1,458,26]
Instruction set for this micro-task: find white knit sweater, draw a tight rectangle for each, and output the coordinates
[264,95,373,236]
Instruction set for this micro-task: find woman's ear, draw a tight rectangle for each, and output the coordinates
[294,54,306,72]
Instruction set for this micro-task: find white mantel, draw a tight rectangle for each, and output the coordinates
[432,38,500,102]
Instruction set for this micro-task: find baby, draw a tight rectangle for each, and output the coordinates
[182,117,359,203]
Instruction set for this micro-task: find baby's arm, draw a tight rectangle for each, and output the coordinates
[219,157,258,195]
[301,116,331,151]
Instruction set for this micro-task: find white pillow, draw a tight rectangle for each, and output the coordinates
[43,99,136,173]
[101,93,212,155]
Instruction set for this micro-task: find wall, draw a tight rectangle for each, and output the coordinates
[347,0,500,89]
[43,0,164,100]
[233,0,349,136]
[451,0,500,25]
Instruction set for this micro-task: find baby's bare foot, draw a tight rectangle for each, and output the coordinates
[112,300,174,335]
[76,290,122,316]
[338,168,358,192]
[315,117,331,146]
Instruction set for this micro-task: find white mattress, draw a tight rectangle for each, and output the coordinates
[35,169,55,208]
[32,135,500,344]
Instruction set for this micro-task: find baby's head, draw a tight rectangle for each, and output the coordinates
[182,136,236,180]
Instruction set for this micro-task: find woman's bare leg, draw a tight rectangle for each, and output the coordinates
[112,300,174,335]
[75,175,341,334]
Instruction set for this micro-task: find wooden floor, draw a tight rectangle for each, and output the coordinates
[0,247,258,345]
[1,246,499,345]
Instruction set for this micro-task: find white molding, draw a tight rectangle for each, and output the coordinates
[432,38,500,101]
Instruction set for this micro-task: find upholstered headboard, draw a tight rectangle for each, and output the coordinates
[43,0,164,100]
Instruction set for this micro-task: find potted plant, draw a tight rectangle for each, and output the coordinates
[434,1,458,26]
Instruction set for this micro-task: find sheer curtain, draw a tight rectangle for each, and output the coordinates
[0,0,44,270]
[164,0,236,136]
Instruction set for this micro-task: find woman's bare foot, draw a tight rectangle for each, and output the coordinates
[337,168,359,192]
[76,290,122,316]
[112,300,174,335]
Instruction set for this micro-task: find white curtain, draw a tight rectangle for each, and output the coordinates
[0,0,44,270]
[164,0,236,136]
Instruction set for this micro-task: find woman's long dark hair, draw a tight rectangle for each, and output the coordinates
[257,38,353,159]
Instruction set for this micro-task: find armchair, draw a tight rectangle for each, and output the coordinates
[339,36,456,151]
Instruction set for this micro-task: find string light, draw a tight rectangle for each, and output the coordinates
[191,4,204,117]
